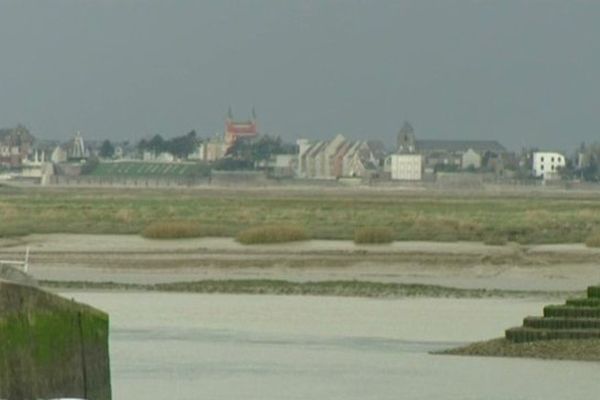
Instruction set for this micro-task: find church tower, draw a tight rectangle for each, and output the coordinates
[224,107,258,148]
[397,121,416,153]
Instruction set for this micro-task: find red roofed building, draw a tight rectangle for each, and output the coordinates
[224,107,258,148]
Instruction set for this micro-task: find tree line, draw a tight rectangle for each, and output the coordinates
[99,131,296,169]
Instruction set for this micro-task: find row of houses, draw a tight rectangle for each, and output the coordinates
[1,118,570,182]
[296,134,385,179]
[293,122,567,181]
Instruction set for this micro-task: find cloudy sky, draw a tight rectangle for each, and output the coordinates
[0,0,598,151]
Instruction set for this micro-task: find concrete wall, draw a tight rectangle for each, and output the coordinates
[0,281,111,400]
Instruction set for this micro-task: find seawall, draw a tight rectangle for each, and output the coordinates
[0,280,111,400]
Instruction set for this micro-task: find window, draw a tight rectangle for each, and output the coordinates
[541,156,544,162]
[541,165,544,170]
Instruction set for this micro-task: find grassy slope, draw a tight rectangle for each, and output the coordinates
[2,187,600,243]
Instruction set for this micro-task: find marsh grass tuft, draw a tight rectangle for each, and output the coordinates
[585,233,600,248]
[483,233,508,246]
[142,220,224,239]
[354,226,394,244]
[236,224,308,244]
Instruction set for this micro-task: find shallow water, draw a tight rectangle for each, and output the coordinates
[66,292,600,400]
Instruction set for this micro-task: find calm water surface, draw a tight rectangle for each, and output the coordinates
[66,292,600,400]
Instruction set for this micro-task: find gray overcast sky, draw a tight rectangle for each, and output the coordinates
[0,0,598,151]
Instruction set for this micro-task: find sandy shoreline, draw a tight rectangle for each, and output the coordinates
[1,234,599,292]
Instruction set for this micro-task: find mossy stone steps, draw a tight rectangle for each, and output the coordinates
[505,327,600,343]
[505,285,600,343]
[543,305,600,319]
[587,286,600,298]
[565,298,600,307]
[523,316,600,330]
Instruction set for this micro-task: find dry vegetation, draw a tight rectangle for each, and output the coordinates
[142,221,225,239]
[483,233,508,246]
[353,227,394,244]
[236,224,308,244]
[585,233,600,248]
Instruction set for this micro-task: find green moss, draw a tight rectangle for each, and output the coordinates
[0,310,106,368]
[0,282,111,399]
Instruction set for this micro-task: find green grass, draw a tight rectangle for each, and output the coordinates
[2,187,600,244]
[354,226,394,244]
[236,224,308,244]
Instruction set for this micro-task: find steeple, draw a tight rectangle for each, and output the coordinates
[399,121,414,135]
[397,121,416,154]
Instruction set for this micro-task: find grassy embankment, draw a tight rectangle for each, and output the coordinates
[2,187,600,244]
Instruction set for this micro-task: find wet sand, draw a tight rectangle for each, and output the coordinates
[2,234,600,291]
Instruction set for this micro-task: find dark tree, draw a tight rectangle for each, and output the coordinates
[166,130,198,159]
[226,134,292,165]
[147,134,166,153]
[99,140,115,158]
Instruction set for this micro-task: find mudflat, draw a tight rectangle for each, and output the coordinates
[2,234,599,291]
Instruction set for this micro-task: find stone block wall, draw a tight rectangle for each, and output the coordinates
[0,281,111,400]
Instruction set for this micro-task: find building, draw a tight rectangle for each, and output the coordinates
[532,151,565,179]
[397,121,416,153]
[461,148,482,170]
[224,108,258,150]
[297,136,382,179]
[321,134,347,178]
[390,154,422,180]
[0,125,34,167]
[67,131,89,162]
[395,121,507,170]
[50,146,68,163]
[269,154,298,178]
[191,136,226,162]
[416,140,507,169]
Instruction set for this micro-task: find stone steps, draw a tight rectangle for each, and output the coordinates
[504,285,600,343]
[565,298,600,307]
[523,316,600,330]
[505,327,600,343]
[543,305,600,319]
[587,286,600,298]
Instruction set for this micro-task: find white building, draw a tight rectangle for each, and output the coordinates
[68,131,89,160]
[532,152,565,179]
[50,146,67,163]
[390,154,422,180]
[461,148,481,169]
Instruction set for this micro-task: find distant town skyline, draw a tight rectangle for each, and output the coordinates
[1,0,599,152]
